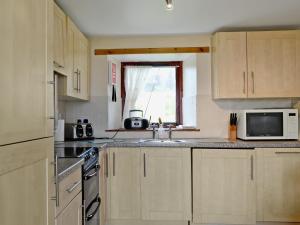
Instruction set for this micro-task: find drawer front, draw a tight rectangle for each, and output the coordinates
[56,168,82,215]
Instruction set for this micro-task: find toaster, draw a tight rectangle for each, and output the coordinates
[65,119,94,141]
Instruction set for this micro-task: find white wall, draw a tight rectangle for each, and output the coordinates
[64,34,292,139]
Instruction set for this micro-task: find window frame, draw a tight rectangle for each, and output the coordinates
[121,61,183,125]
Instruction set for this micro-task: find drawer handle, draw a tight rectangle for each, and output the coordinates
[66,180,81,193]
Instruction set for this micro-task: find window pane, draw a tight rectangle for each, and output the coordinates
[125,66,176,123]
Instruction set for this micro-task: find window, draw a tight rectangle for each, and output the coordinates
[121,62,183,124]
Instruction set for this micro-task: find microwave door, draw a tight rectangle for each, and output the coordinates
[246,112,284,137]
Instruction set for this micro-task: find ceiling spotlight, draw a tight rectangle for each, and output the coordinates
[165,0,174,10]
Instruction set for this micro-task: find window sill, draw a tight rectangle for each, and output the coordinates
[105,128,200,132]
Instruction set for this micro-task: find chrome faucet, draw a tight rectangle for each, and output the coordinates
[168,125,172,140]
[152,126,156,139]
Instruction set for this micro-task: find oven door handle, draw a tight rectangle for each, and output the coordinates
[86,196,101,221]
[84,164,100,181]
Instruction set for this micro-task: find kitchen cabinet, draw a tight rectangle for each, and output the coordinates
[0,138,54,225]
[99,149,108,225]
[53,2,67,75]
[109,148,141,220]
[141,148,191,221]
[193,149,256,224]
[256,148,300,222]
[0,0,54,145]
[212,30,300,99]
[56,192,82,225]
[247,30,300,98]
[58,17,89,100]
[212,32,248,98]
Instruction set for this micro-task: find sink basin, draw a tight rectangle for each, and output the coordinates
[138,139,186,144]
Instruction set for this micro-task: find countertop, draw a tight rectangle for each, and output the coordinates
[55,138,300,149]
[57,158,84,182]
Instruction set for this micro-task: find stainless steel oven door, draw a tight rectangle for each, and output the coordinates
[86,195,101,225]
[83,162,100,206]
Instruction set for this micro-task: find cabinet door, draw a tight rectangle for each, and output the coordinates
[212,32,248,99]
[109,148,141,220]
[193,149,256,224]
[77,34,89,100]
[256,148,300,222]
[141,148,191,221]
[53,2,67,75]
[247,30,300,98]
[0,138,54,225]
[0,0,51,145]
[64,17,79,98]
[56,192,82,225]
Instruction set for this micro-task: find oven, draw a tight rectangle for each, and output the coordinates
[56,146,102,225]
[83,155,100,225]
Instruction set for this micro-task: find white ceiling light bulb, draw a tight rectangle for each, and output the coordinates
[165,0,174,10]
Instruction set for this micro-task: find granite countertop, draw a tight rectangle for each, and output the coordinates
[55,138,300,149]
[57,158,84,182]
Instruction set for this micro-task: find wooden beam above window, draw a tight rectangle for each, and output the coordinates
[94,47,210,55]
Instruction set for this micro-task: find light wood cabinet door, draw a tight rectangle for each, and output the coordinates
[247,30,300,98]
[141,148,191,221]
[193,149,256,225]
[56,192,82,225]
[59,17,89,101]
[0,0,53,145]
[53,2,67,75]
[109,148,141,220]
[77,34,89,100]
[0,138,54,225]
[256,148,300,222]
[212,32,248,99]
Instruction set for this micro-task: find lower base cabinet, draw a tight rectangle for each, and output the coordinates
[0,138,54,225]
[56,192,82,225]
[107,147,191,223]
[256,148,300,222]
[193,149,256,225]
[141,148,191,221]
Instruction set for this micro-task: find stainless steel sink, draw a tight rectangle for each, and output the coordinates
[138,139,186,144]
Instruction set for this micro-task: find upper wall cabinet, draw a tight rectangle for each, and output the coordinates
[57,16,90,101]
[0,0,53,145]
[212,30,300,99]
[53,2,67,75]
[212,32,248,98]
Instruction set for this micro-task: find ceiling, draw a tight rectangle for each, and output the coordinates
[56,0,300,37]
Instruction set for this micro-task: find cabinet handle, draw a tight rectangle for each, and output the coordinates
[77,70,80,93]
[275,152,300,154]
[250,155,254,180]
[66,180,81,193]
[106,153,109,178]
[113,152,116,176]
[78,71,81,92]
[73,70,79,90]
[47,81,54,85]
[251,72,255,94]
[143,153,146,177]
[51,155,59,207]
[243,72,246,94]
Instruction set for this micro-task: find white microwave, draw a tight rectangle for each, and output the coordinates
[237,109,298,140]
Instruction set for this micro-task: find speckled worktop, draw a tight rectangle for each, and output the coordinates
[57,158,84,182]
[55,138,300,181]
[55,138,300,149]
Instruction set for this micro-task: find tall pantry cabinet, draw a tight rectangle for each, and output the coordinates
[0,0,55,225]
